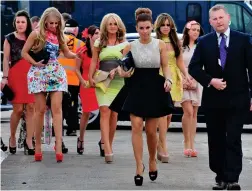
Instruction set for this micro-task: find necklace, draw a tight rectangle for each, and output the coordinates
[108,38,117,46]
[162,36,171,43]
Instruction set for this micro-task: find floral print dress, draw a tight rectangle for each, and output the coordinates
[27,31,67,93]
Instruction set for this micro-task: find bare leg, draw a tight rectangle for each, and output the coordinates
[50,91,63,154]
[157,114,172,155]
[99,106,112,155]
[109,111,118,150]
[181,101,193,150]
[191,106,199,150]
[34,93,46,154]
[9,104,23,147]
[25,103,35,148]
[79,112,90,142]
[145,118,159,172]
[130,114,144,175]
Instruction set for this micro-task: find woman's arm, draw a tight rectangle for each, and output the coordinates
[75,56,87,87]
[160,40,171,80]
[88,47,99,87]
[160,40,172,92]
[122,43,131,56]
[21,31,44,66]
[2,39,10,80]
[61,43,78,59]
[176,51,188,78]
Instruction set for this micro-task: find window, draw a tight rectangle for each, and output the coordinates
[220,3,243,32]
[50,0,75,13]
[243,8,252,34]
[187,3,202,24]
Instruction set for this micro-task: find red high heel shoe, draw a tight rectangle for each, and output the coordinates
[56,153,63,163]
[34,153,43,161]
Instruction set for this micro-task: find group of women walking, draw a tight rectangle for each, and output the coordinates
[1,6,204,186]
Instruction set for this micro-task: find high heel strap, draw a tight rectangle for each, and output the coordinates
[24,140,35,155]
[54,141,68,154]
[98,140,105,157]
[9,138,16,154]
[77,137,84,155]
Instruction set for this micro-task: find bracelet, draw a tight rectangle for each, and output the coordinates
[165,78,173,85]
[2,76,8,79]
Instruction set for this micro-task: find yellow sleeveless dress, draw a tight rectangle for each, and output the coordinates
[159,37,183,102]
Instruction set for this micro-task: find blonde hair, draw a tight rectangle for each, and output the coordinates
[209,4,228,17]
[98,13,126,48]
[33,7,65,52]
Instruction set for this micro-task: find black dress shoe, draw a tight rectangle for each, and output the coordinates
[212,181,227,190]
[227,182,241,190]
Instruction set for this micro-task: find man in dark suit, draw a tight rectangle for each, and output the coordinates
[189,4,252,190]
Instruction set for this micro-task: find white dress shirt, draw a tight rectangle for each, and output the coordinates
[216,27,230,47]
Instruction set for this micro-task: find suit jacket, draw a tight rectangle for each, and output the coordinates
[189,30,252,109]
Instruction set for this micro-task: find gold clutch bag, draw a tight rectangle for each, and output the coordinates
[86,70,112,93]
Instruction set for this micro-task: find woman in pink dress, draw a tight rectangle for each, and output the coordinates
[177,20,204,157]
[75,25,100,155]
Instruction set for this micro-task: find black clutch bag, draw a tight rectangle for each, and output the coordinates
[119,51,135,71]
[2,84,15,101]
[29,48,50,64]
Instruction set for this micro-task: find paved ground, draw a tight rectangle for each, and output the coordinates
[1,115,252,190]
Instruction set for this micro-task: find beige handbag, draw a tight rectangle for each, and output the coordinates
[86,70,112,93]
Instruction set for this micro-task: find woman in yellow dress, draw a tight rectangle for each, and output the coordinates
[154,13,190,162]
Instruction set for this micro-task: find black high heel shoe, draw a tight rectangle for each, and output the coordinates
[9,138,16,154]
[77,137,84,155]
[149,171,158,181]
[134,164,145,186]
[98,140,105,157]
[54,141,68,154]
[24,140,35,155]
[1,138,8,152]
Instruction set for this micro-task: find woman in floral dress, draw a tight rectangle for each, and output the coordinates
[22,7,79,163]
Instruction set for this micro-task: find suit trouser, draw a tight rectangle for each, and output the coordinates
[63,85,79,133]
[204,108,247,183]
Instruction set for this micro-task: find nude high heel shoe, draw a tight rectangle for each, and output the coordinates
[105,153,113,163]
[157,152,169,163]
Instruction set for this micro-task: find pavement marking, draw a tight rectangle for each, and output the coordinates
[1,150,8,164]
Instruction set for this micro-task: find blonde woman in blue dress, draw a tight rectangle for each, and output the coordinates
[89,13,132,163]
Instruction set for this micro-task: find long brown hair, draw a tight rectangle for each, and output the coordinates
[85,25,99,58]
[154,13,181,58]
[182,20,204,50]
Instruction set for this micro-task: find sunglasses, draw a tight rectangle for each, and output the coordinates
[160,24,171,27]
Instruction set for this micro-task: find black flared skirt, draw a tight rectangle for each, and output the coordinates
[110,68,174,118]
